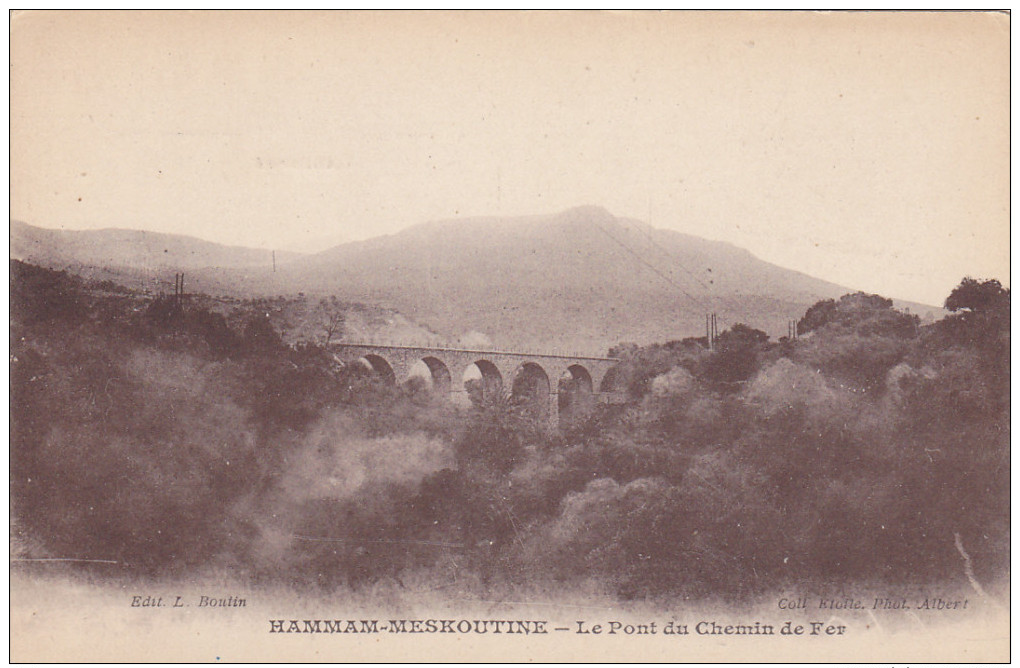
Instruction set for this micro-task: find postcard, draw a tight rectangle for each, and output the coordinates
[10,10,1009,663]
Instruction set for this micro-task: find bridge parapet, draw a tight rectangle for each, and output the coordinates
[333,341,616,362]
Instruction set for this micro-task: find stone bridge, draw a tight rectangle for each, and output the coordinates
[329,342,624,427]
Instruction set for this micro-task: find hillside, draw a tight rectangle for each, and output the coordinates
[10,256,1010,610]
[10,209,940,354]
[280,206,937,352]
[10,220,302,272]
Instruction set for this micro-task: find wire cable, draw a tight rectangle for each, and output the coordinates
[589,219,734,331]
[625,218,744,329]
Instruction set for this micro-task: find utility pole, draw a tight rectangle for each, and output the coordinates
[172,272,186,310]
[706,313,719,350]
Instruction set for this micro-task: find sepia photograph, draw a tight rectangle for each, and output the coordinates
[9,10,1010,662]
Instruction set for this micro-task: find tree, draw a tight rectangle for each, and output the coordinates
[454,392,529,475]
[797,298,837,336]
[836,291,893,313]
[797,291,916,338]
[702,323,769,385]
[945,277,1010,314]
[717,323,769,347]
[244,313,283,351]
[936,277,1010,359]
[319,296,346,345]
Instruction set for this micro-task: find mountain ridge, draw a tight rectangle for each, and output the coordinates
[275,206,938,350]
[10,220,304,270]
[9,209,941,353]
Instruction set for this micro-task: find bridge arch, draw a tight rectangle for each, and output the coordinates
[359,354,396,384]
[563,364,593,392]
[330,343,621,422]
[421,356,452,393]
[511,361,551,419]
[598,364,626,393]
[407,356,452,394]
[463,359,503,405]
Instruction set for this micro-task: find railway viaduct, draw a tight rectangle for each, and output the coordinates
[329,342,624,427]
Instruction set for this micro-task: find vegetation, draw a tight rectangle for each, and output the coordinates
[10,261,1009,600]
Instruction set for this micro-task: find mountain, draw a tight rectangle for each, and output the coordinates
[10,220,302,272]
[277,230,353,254]
[10,209,939,354]
[279,206,936,352]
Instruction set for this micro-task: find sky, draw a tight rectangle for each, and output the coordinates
[11,11,1010,306]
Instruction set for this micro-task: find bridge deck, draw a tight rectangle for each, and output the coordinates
[329,341,626,426]
[332,341,619,363]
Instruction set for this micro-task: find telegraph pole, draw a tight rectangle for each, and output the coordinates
[706,313,719,350]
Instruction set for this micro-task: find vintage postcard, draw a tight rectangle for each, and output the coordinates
[9,10,1010,663]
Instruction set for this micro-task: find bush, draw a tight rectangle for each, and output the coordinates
[11,341,263,574]
[9,261,1011,599]
[798,291,918,338]
[10,261,88,325]
[700,323,769,386]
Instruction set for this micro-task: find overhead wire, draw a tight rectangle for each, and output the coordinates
[588,218,734,332]
[631,221,714,292]
[626,218,746,330]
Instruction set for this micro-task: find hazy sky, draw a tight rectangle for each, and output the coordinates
[11,11,1009,306]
